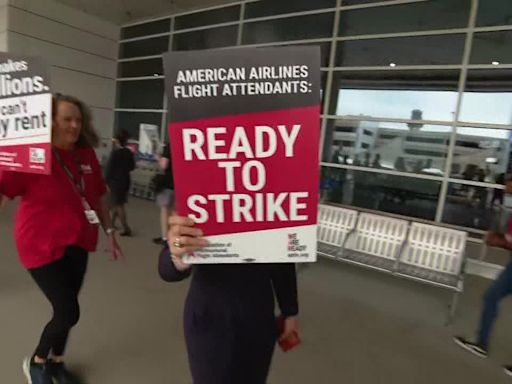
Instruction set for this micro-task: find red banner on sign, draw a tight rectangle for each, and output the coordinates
[170,106,319,236]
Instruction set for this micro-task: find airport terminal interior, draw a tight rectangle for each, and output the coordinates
[2,0,512,382]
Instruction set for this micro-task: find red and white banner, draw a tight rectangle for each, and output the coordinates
[164,47,320,263]
[0,54,52,174]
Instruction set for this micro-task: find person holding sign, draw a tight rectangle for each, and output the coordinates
[0,94,123,384]
[159,46,320,383]
[158,216,300,384]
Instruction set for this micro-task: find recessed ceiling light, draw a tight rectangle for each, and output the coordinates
[492,61,500,66]
[389,63,396,67]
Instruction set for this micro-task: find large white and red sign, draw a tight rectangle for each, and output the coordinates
[163,47,320,263]
[0,53,52,174]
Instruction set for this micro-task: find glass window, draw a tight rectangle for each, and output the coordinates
[322,119,451,175]
[335,35,465,67]
[245,0,336,18]
[119,36,169,59]
[118,58,163,78]
[320,166,440,220]
[459,69,512,125]
[173,26,238,51]
[476,0,512,27]
[278,42,331,67]
[115,112,163,141]
[242,13,334,45]
[443,183,505,230]
[174,5,240,30]
[329,70,460,121]
[122,19,170,39]
[471,31,512,65]
[342,0,409,5]
[339,0,470,36]
[116,80,164,109]
[318,42,332,68]
[449,127,512,183]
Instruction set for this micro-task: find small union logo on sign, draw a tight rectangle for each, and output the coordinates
[29,147,45,163]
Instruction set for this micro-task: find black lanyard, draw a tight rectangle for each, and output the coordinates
[52,148,86,197]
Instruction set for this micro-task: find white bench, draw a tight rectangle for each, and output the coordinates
[317,205,358,258]
[343,212,409,272]
[398,222,467,321]
[317,204,467,324]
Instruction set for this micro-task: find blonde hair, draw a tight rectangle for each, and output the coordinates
[52,93,99,148]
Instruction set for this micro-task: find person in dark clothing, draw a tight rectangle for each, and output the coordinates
[372,154,382,168]
[106,130,135,236]
[364,152,371,167]
[453,177,512,377]
[394,156,407,172]
[492,173,506,206]
[159,215,299,384]
[331,145,342,164]
[153,144,175,245]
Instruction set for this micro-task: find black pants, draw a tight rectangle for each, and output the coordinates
[184,266,278,384]
[185,316,276,384]
[28,246,88,358]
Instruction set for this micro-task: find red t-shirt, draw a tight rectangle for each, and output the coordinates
[0,146,107,269]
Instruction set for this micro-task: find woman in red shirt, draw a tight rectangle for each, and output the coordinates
[0,94,123,384]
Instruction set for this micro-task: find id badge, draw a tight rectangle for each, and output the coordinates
[85,209,100,224]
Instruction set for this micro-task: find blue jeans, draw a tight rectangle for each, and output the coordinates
[478,261,512,350]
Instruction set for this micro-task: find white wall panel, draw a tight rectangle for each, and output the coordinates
[0,31,6,51]
[90,107,114,139]
[49,66,115,109]
[0,6,7,33]
[8,32,116,78]
[9,0,118,40]
[9,7,117,59]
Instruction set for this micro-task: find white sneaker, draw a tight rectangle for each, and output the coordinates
[22,356,53,384]
[453,336,488,358]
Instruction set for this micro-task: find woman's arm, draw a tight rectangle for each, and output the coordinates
[158,156,169,171]
[272,263,300,343]
[0,194,7,210]
[158,244,192,282]
[271,264,299,317]
[97,195,114,231]
[0,171,28,200]
[97,195,123,260]
[160,215,208,281]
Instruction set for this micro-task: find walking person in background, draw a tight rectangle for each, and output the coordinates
[152,143,174,245]
[454,176,512,377]
[106,130,135,236]
[492,173,506,206]
[0,94,123,384]
[158,215,300,384]
[372,154,382,169]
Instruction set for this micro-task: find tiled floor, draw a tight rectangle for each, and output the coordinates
[2,198,512,383]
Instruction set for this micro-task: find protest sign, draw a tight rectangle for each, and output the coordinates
[0,53,51,174]
[164,46,320,263]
